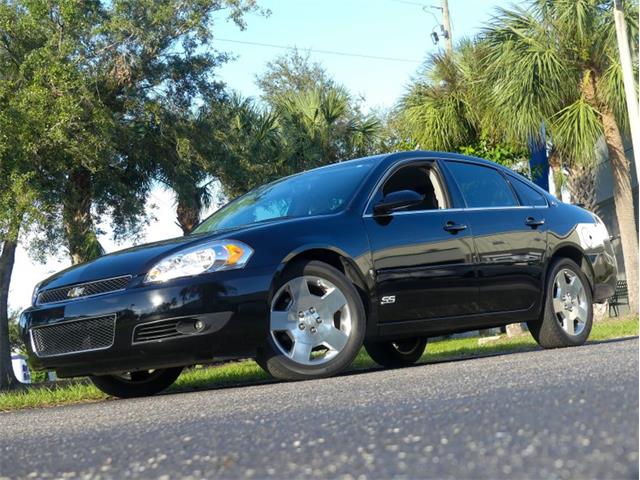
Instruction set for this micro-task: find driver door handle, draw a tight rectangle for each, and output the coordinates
[525,216,545,228]
[443,221,468,233]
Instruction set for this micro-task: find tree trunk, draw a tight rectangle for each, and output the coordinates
[174,188,202,235]
[601,108,639,314]
[566,163,600,215]
[63,167,104,265]
[0,234,20,390]
[176,197,200,235]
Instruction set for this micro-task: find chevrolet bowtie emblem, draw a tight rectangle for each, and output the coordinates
[67,286,86,298]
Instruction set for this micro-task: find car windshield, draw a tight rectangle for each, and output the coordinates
[192,159,374,234]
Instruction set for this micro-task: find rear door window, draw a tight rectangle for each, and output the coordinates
[445,161,518,208]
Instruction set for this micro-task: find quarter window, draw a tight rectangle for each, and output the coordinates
[446,161,518,208]
[508,176,547,207]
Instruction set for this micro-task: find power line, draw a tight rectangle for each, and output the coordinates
[214,37,422,64]
[387,0,431,6]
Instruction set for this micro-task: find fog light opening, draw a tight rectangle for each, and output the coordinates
[194,320,205,332]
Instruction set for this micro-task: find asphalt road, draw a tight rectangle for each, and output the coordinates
[1,338,638,480]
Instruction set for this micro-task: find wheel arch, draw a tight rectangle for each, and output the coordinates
[271,246,375,329]
[548,243,596,295]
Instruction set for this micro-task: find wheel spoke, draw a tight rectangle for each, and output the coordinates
[556,274,569,297]
[552,298,565,313]
[288,277,311,305]
[322,326,348,352]
[270,310,292,331]
[576,304,588,323]
[290,341,313,363]
[562,315,575,335]
[320,288,348,317]
[567,277,582,297]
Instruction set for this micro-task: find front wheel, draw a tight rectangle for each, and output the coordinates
[365,337,427,368]
[256,260,366,381]
[90,367,183,398]
[528,258,593,349]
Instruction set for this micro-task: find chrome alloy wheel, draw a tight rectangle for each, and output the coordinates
[552,268,589,336]
[270,275,352,366]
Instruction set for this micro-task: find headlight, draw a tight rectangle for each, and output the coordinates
[144,240,253,284]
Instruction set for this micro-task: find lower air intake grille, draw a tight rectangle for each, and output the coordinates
[37,275,132,305]
[133,319,182,343]
[31,315,116,357]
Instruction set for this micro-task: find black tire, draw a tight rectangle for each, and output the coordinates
[90,367,183,398]
[256,260,366,381]
[365,337,427,368]
[527,258,593,349]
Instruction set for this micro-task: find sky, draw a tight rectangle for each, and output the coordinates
[9,0,508,311]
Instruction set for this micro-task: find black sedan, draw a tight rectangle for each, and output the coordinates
[20,151,618,398]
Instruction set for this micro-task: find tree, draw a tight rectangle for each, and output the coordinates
[0,0,261,390]
[210,94,283,198]
[276,87,380,172]
[1,0,261,263]
[211,53,381,200]
[256,49,335,104]
[144,105,220,234]
[400,39,529,168]
[483,0,639,313]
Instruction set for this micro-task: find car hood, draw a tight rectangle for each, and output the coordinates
[38,230,233,290]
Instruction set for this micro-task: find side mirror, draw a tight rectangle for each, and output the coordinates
[374,190,423,215]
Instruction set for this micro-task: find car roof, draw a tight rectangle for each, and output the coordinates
[382,150,500,168]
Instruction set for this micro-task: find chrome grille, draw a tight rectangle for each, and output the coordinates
[37,275,131,305]
[30,315,116,357]
[133,319,182,344]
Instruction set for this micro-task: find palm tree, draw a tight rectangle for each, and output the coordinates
[401,45,477,152]
[213,94,283,198]
[400,39,528,168]
[483,0,639,313]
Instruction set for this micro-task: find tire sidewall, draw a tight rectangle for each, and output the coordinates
[364,337,427,367]
[544,258,593,346]
[90,367,183,398]
[260,260,366,379]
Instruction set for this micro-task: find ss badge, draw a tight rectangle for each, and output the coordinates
[380,295,396,305]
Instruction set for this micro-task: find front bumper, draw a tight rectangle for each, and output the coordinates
[20,266,275,377]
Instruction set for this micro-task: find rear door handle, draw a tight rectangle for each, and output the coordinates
[444,221,468,233]
[525,217,545,228]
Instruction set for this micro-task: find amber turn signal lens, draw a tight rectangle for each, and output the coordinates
[225,244,245,265]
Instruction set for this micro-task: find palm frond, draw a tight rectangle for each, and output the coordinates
[550,97,602,165]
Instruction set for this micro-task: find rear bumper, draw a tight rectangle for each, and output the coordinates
[20,266,275,377]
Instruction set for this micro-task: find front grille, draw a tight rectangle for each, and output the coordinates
[30,315,116,357]
[133,319,182,344]
[37,275,131,305]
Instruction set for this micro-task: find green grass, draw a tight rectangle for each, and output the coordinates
[1,316,637,412]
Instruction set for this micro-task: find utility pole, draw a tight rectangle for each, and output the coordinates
[613,0,640,183]
[440,0,453,54]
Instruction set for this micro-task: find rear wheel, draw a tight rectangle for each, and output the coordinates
[90,367,183,398]
[256,260,366,381]
[365,337,427,367]
[528,258,593,348]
